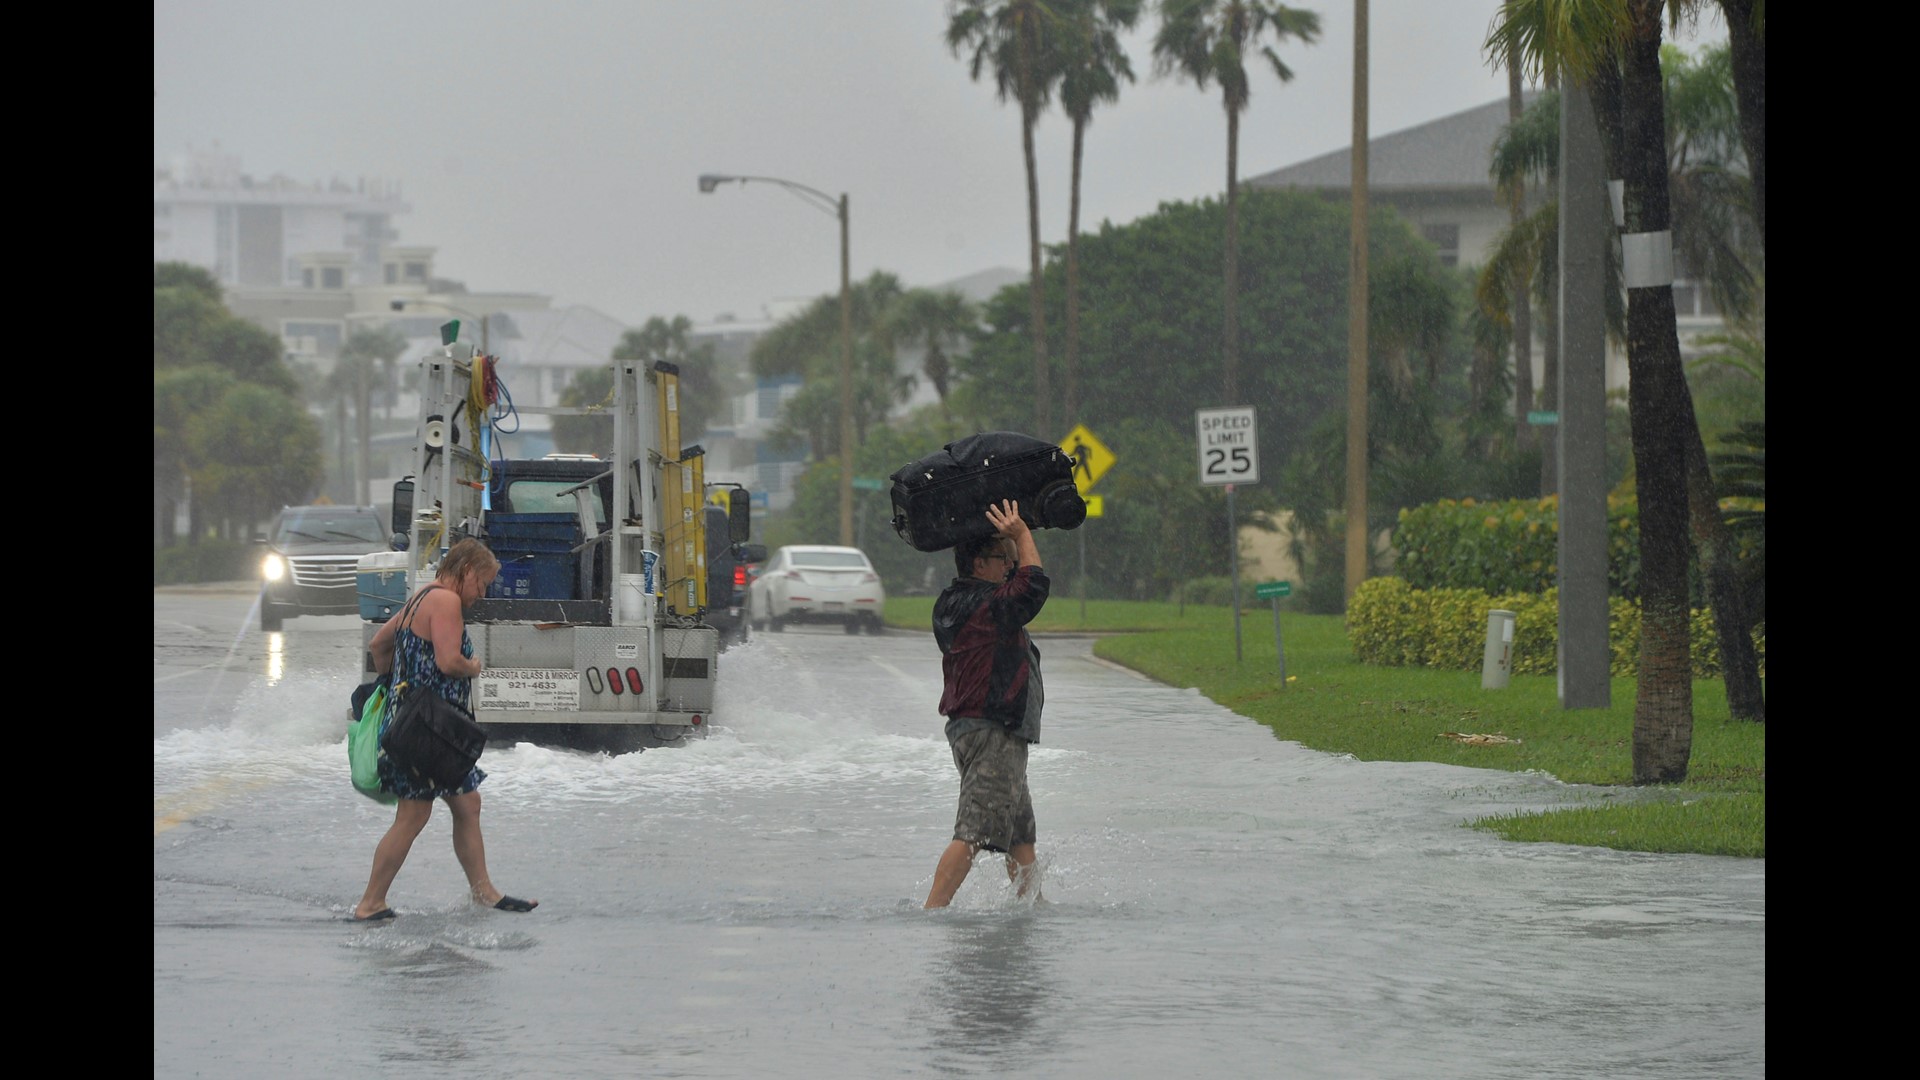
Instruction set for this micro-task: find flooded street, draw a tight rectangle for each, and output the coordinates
[155,586,1765,1078]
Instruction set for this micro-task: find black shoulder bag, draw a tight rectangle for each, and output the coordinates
[379,585,488,789]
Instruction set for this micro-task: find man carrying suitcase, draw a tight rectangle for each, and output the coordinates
[924,499,1049,908]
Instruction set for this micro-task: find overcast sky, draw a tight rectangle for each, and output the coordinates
[154,0,1728,328]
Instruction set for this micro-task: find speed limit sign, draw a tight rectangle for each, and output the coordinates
[1197,406,1258,486]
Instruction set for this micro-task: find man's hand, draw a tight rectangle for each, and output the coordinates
[985,499,1041,569]
[984,499,1029,541]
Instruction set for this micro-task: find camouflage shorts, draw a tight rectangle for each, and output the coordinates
[949,724,1036,853]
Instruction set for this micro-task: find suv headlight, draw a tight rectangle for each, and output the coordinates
[262,553,286,581]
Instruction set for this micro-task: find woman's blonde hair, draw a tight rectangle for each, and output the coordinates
[438,537,500,582]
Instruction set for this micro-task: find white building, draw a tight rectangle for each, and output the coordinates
[155,146,412,292]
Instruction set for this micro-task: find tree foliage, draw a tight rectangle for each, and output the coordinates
[153,262,318,545]
[750,272,916,457]
[185,383,324,533]
[936,191,1462,601]
[958,191,1456,474]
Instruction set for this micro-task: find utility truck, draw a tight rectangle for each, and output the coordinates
[355,342,747,752]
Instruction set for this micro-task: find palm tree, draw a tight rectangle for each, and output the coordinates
[883,288,980,424]
[751,272,910,453]
[1057,0,1142,425]
[329,329,399,505]
[1488,0,1733,778]
[1489,31,1765,730]
[1152,0,1320,405]
[948,0,1064,436]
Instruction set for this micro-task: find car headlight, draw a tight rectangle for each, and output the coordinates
[262,553,286,581]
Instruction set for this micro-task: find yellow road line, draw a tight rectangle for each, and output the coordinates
[154,775,276,836]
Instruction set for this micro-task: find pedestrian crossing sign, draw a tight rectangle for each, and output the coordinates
[1060,424,1114,494]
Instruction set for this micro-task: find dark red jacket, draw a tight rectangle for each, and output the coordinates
[933,564,1050,733]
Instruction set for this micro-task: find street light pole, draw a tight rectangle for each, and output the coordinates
[837,192,853,548]
[390,297,489,355]
[699,173,855,547]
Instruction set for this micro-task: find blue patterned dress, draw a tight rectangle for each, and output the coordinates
[377,585,487,799]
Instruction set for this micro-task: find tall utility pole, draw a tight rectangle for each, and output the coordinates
[1556,82,1611,710]
[1343,0,1370,603]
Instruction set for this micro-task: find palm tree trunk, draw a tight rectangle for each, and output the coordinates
[1018,17,1051,438]
[334,396,349,502]
[1686,432,1765,721]
[1024,108,1051,436]
[1620,4,1693,784]
[1065,117,1086,426]
[1223,104,1241,404]
[1720,0,1765,246]
[1505,51,1551,488]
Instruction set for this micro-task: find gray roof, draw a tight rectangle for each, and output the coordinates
[929,266,1025,304]
[1245,93,1541,194]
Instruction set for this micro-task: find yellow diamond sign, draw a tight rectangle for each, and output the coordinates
[1060,424,1114,494]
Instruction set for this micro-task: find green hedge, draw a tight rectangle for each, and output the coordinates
[154,541,256,586]
[1393,495,1641,598]
[1346,576,1765,679]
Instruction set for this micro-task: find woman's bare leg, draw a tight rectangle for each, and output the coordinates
[443,790,501,905]
[355,798,433,918]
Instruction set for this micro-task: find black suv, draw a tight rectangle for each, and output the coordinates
[256,505,390,631]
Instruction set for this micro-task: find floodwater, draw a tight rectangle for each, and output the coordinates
[154,587,1765,1078]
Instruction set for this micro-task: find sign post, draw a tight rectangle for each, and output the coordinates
[1198,407,1258,661]
[1254,580,1293,682]
[852,476,885,549]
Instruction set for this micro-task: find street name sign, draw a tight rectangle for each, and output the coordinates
[1196,406,1258,486]
[1254,580,1292,599]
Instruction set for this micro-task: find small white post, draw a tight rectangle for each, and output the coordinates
[1481,609,1517,690]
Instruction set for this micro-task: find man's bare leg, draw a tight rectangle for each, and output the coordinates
[1005,842,1041,900]
[925,839,979,908]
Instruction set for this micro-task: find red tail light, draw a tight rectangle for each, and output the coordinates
[691,714,703,726]
[733,565,747,586]
[606,667,624,695]
[626,667,644,693]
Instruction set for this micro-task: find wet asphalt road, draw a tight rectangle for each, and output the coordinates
[155,584,1765,1078]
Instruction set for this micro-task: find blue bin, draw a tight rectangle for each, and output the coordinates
[489,561,535,600]
[484,513,579,600]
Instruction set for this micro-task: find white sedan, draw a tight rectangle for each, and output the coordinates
[747,545,886,635]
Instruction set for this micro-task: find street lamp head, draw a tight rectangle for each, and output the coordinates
[698,173,734,194]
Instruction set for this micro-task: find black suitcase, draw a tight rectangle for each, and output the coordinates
[887,431,1088,552]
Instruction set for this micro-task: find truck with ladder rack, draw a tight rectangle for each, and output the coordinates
[354,340,744,752]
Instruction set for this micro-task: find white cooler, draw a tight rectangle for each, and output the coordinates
[357,551,411,621]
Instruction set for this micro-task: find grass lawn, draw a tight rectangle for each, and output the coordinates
[883,596,1765,858]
